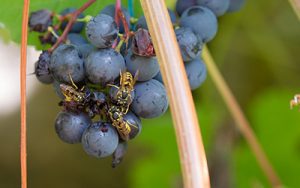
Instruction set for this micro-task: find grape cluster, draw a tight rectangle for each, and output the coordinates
[29,0,245,167]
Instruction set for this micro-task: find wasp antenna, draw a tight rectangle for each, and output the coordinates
[68,73,78,90]
[107,83,120,89]
[133,70,139,84]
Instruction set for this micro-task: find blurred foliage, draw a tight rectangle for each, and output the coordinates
[0,0,300,187]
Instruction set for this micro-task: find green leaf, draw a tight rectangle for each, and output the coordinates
[233,88,300,187]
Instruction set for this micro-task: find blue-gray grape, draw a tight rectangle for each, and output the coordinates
[53,80,65,100]
[112,141,127,168]
[175,27,203,61]
[100,4,130,33]
[153,71,163,84]
[60,8,85,33]
[180,6,218,42]
[67,33,88,46]
[76,43,94,59]
[227,0,246,12]
[125,50,159,81]
[82,121,119,158]
[135,9,177,30]
[86,14,118,48]
[176,0,197,16]
[123,111,142,139]
[85,48,125,86]
[185,58,207,90]
[50,44,85,84]
[55,111,91,144]
[131,79,168,119]
[197,0,230,16]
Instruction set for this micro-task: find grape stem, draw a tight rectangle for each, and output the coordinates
[21,0,30,187]
[289,0,300,20]
[202,46,282,187]
[49,0,97,52]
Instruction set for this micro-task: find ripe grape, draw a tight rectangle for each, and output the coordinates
[100,4,130,33]
[180,6,218,42]
[112,141,128,168]
[175,27,203,61]
[131,79,168,119]
[60,8,85,33]
[67,33,88,46]
[227,0,246,12]
[123,111,142,139]
[197,0,230,16]
[76,43,94,59]
[55,111,91,144]
[185,58,207,90]
[82,121,119,158]
[125,50,159,81]
[175,0,197,16]
[85,48,126,86]
[86,14,118,48]
[153,71,163,84]
[135,9,177,30]
[50,44,85,84]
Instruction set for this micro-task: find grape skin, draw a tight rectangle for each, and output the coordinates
[185,58,207,90]
[85,48,126,87]
[175,27,203,62]
[197,0,230,16]
[60,8,85,33]
[86,14,118,48]
[100,4,131,33]
[131,79,168,119]
[50,44,85,84]
[55,111,91,144]
[180,6,218,42]
[82,121,119,158]
[125,50,159,81]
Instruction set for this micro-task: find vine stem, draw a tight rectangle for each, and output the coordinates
[49,0,96,52]
[202,46,282,187]
[140,1,210,187]
[21,0,30,187]
[289,0,300,20]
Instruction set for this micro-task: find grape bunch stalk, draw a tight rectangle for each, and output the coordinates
[29,0,244,167]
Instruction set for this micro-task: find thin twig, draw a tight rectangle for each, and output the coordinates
[289,0,300,20]
[21,0,30,187]
[49,0,96,52]
[140,1,210,187]
[202,46,282,187]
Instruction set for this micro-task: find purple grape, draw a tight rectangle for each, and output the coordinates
[125,50,159,81]
[131,79,168,119]
[180,6,218,42]
[197,0,230,16]
[82,121,119,158]
[50,44,85,84]
[85,48,126,87]
[86,14,118,48]
[185,58,207,90]
[60,8,85,33]
[112,141,128,168]
[100,4,130,33]
[176,0,197,16]
[175,27,203,61]
[55,111,91,144]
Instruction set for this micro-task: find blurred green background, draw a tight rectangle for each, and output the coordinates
[1,0,300,187]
